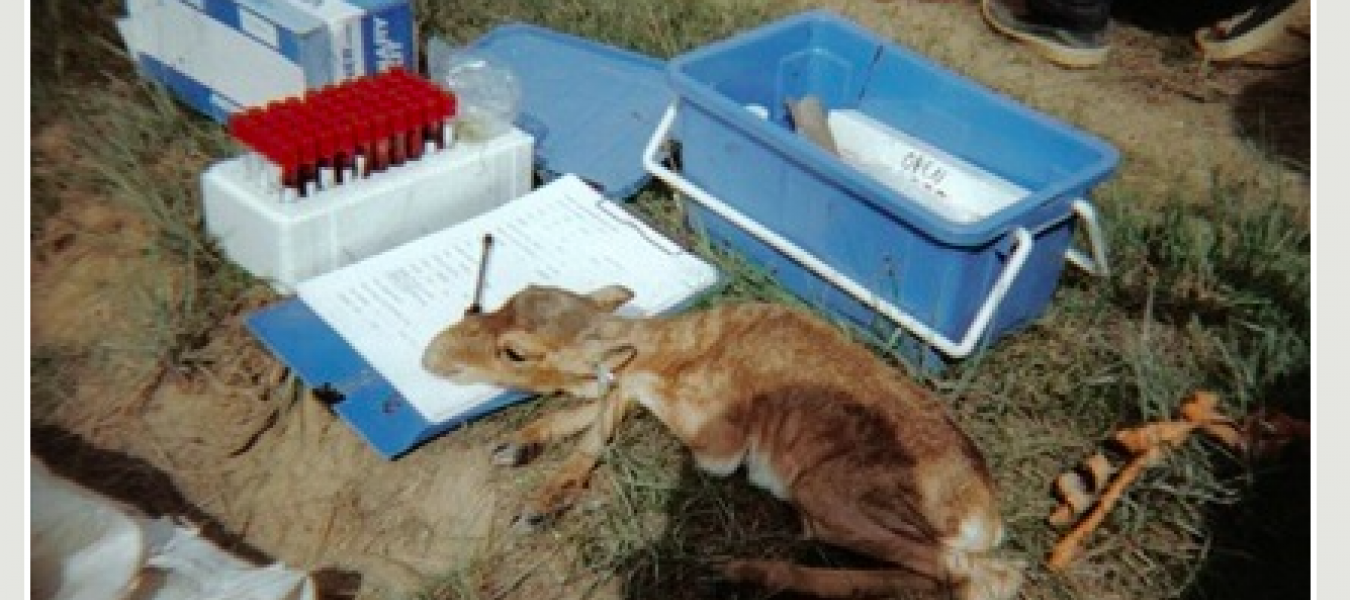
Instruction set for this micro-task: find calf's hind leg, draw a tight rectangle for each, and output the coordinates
[717,525,953,599]
[721,491,1020,600]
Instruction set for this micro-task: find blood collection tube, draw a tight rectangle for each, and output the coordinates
[406,110,425,161]
[353,115,371,178]
[388,98,407,167]
[295,129,317,198]
[348,117,364,181]
[370,113,388,175]
[227,68,464,202]
[317,124,338,190]
[253,131,280,201]
[402,99,419,161]
[273,135,300,204]
[331,119,351,186]
[417,95,434,156]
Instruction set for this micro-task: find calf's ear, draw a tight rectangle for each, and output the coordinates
[593,344,637,374]
[587,285,635,313]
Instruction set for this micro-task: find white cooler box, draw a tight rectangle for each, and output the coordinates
[202,128,534,293]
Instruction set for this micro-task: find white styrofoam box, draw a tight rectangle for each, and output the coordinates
[32,456,316,600]
[827,109,1029,223]
[202,128,534,293]
[118,0,415,123]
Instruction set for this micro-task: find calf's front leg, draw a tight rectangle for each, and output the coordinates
[492,399,608,466]
[512,393,632,532]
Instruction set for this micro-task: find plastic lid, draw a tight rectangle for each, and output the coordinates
[467,24,670,200]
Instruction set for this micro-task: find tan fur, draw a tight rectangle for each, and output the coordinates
[422,285,1023,599]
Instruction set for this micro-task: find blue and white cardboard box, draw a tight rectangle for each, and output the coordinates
[118,0,415,123]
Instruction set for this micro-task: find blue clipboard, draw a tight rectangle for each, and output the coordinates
[245,299,531,459]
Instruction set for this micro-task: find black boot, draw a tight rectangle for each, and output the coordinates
[981,0,1111,68]
[1196,0,1303,61]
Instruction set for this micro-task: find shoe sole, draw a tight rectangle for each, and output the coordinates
[1195,0,1304,61]
[980,0,1109,68]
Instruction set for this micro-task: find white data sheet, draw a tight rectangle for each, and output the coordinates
[297,175,719,422]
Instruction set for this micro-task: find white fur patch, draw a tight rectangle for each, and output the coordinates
[947,515,1002,553]
[694,452,742,476]
[744,450,789,500]
[623,373,667,413]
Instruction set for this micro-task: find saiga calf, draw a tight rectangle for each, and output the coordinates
[422,284,1023,599]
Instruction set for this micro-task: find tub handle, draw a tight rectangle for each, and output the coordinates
[1065,199,1110,276]
[642,102,1034,359]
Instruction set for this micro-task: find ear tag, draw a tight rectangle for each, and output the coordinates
[596,365,616,396]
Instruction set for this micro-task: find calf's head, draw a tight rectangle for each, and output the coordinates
[421,284,634,397]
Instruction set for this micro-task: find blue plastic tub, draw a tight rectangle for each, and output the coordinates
[645,10,1119,371]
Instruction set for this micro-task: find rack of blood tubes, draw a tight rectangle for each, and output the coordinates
[227,67,458,203]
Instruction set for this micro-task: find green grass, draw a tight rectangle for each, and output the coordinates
[417,0,786,59]
[30,1,1309,599]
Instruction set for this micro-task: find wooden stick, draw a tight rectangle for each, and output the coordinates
[786,96,838,156]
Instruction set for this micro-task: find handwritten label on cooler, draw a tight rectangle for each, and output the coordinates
[827,109,1028,224]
